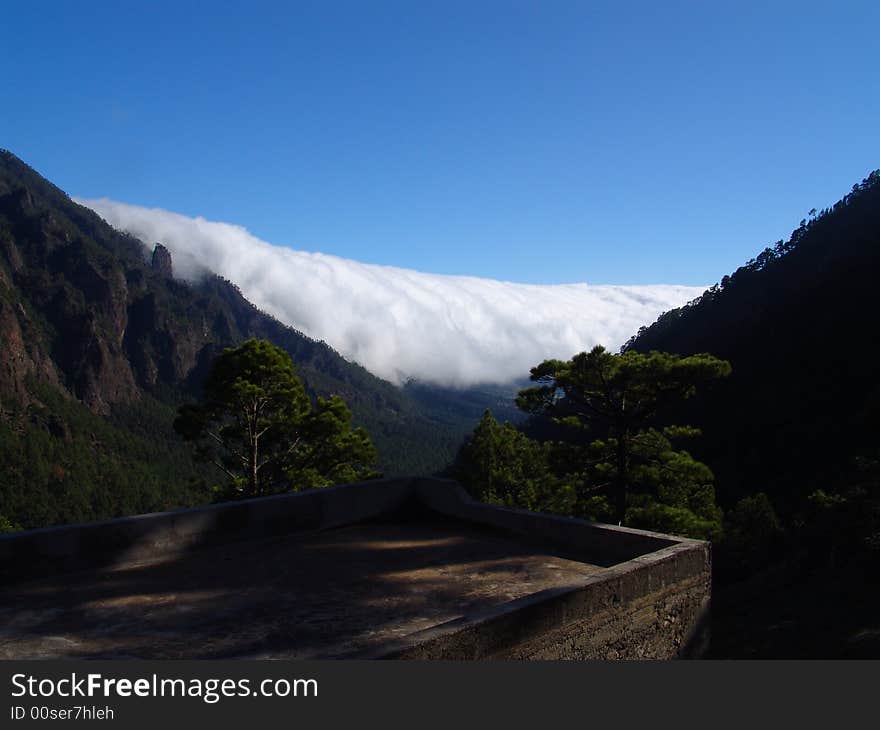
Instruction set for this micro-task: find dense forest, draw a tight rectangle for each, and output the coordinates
[0,150,515,530]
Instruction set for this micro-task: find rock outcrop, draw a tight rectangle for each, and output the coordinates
[151,243,173,278]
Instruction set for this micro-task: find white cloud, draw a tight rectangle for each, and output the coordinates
[77,197,705,387]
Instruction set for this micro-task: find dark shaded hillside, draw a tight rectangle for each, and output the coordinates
[0,150,489,528]
[625,170,880,513]
[623,171,880,657]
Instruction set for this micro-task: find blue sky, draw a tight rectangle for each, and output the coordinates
[3,1,879,286]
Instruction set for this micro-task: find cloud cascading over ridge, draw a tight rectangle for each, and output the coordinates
[77,198,705,387]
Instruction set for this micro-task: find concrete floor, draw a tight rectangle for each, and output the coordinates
[0,520,602,659]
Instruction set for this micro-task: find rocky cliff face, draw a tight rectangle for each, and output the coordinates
[0,294,63,405]
[0,152,262,414]
[0,168,142,413]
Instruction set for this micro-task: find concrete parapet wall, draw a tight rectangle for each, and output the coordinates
[0,478,413,583]
[414,478,678,564]
[364,514,710,660]
[0,477,711,659]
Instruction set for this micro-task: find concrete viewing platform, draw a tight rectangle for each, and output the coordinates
[0,478,711,660]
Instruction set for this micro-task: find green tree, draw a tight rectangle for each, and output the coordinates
[174,339,378,498]
[621,427,724,540]
[517,346,731,529]
[453,410,576,515]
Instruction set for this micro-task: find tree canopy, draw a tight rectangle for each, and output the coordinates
[451,346,730,540]
[174,339,378,498]
[453,410,576,515]
[516,346,731,527]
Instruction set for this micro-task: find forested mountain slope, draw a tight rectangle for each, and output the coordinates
[0,150,506,528]
[625,170,880,513]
